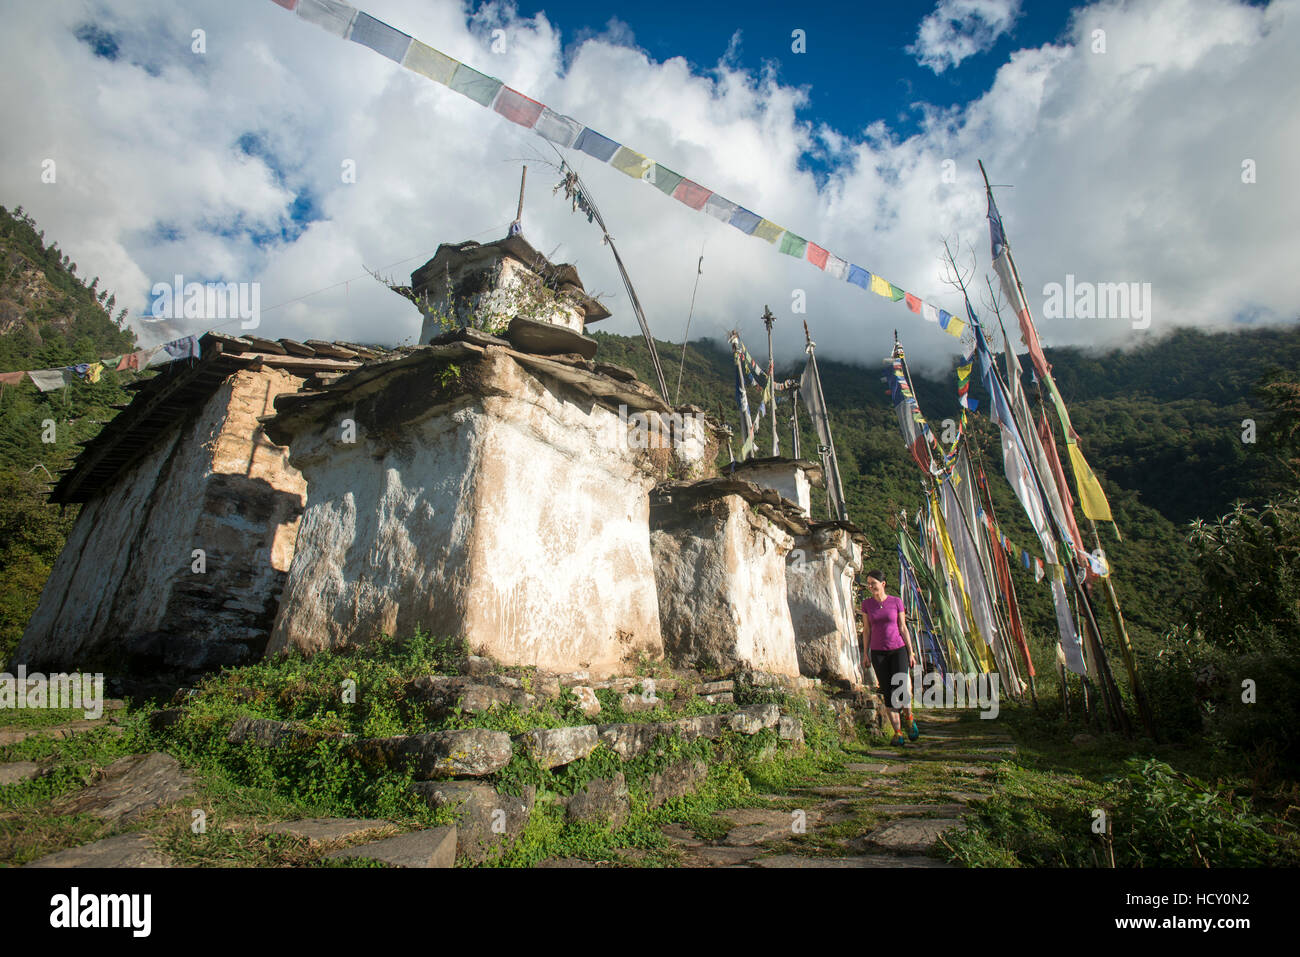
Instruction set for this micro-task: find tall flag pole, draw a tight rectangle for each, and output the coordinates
[800,321,848,521]
[978,161,1150,736]
[980,160,1118,536]
[764,306,778,456]
[728,331,755,459]
[967,295,1129,730]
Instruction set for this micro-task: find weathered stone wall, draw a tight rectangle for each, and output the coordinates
[651,491,801,677]
[787,525,865,686]
[266,350,663,677]
[15,368,307,676]
[155,368,308,669]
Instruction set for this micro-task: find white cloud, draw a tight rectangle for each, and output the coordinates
[0,0,1296,378]
[908,0,1022,74]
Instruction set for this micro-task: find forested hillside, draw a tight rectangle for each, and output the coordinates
[0,205,139,659]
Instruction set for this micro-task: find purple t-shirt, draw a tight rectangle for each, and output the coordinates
[861,595,905,651]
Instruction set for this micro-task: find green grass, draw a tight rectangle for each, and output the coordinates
[0,704,106,730]
[2,632,862,867]
[942,703,1300,867]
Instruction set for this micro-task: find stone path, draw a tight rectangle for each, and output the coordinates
[0,701,126,746]
[644,708,1012,868]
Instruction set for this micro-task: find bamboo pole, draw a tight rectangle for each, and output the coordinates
[730,334,754,457]
[1089,518,1157,738]
[764,306,777,456]
[985,292,1131,733]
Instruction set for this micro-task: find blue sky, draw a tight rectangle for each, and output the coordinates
[513,0,1076,145]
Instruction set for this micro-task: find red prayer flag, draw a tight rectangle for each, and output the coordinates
[0,371,25,385]
[671,178,712,210]
[904,293,922,314]
[805,243,829,269]
[117,351,145,371]
[270,0,298,9]
[1036,410,1092,576]
[493,87,544,128]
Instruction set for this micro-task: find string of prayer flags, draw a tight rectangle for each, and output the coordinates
[271,0,966,343]
[1,335,201,399]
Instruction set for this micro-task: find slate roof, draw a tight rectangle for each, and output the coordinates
[49,332,396,504]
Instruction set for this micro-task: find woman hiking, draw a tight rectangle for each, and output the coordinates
[860,569,920,747]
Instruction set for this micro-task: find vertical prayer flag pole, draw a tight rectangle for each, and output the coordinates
[790,383,801,459]
[730,331,754,458]
[803,321,848,521]
[968,290,1128,731]
[980,160,1118,538]
[553,162,669,400]
[509,166,526,236]
[1088,516,1156,738]
[674,246,705,405]
[764,306,777,456]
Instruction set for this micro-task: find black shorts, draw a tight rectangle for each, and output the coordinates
[870,647,912,710]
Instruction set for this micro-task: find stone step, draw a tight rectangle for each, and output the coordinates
[0,717,122,746]
[689,845,766,867]
[0,761,46,786]
[53,752,194,826]
[865,817,964,853]
[25,832,171,868]
[713,807,811,846]
[860,802,968,817]
[751,853,954,868]
[325,827,457,868]
[844,762,908,775]
[262,818,394,843]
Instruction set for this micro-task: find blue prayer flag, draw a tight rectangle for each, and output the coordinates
[728,207,761,234]
[348,12,411,63]
[574,127,620,162]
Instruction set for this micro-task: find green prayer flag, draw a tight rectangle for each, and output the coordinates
[779,231,807,257]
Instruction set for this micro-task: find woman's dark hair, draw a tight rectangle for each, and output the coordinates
[865,569,886,583]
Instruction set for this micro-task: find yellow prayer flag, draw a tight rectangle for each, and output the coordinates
[944,316,967,338]
[87,362,102,383]
[402,40,459,85]
[610,146,649,178]
[1066,443,1114,523]
[751,219,783,244]
[957,362,972,379]
[869,274,893,298]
